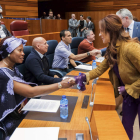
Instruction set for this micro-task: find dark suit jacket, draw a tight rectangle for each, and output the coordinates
[132,21,140,41]
[101,48,107,56]
[86,21,94,31]
[25,48,62,85]
[0,25,11,38]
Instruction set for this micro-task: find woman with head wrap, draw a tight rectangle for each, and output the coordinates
[0,36,74,140]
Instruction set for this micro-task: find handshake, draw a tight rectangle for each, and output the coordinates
[61,73,87,91]
[89,49,101,57]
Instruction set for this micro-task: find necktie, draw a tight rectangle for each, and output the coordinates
[126,27,129,32]
[42,55,49,75]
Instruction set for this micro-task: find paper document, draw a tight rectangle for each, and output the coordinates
[75,65,92,71]
[96,57,105,62]
[22,99,60,112]
[10,127,60,140]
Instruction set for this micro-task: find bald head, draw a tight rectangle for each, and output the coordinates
[32,37,44,48]
[32,37,48,54]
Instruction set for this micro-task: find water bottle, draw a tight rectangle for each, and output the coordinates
[92,60,97,69]
[77,73,81,90]
[60,95,68,119]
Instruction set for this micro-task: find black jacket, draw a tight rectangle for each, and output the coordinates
[0,24,11,38]
[25,48,62,85]
[86,21,94,31]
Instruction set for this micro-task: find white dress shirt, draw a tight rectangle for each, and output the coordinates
[88,21,91,26]
[127,20,134,38]
[0,26,6,38]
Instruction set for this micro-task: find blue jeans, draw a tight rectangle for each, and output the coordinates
[77,31,84,37]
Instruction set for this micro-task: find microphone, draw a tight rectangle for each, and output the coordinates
[85,117,93,140]
[90,78,98,106]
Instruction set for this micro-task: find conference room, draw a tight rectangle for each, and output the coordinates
[0,0,140,140]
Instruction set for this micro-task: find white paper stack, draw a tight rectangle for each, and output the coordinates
[22,99,60,113]
[10,127,60,140]
[96,57,105,62]
[75,65,92,71]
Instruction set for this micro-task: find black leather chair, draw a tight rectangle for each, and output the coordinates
[70,37,84,55]
[69,37,84,69]
[16,46,32,77]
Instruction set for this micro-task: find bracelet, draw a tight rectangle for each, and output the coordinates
[87,52,90,56]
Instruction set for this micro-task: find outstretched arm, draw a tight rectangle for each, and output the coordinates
[13,78,74,98]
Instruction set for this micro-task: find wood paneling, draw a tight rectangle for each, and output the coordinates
[27,20,41,34]
[1,19,68,35]
[0,0,38,18]
[16,32,61,46]
[65,9,140,49]
[91,111,129,140]
[42,19,68,33]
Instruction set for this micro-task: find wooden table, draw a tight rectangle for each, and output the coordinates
[18,66,128,140]
[91,111,129,140]
[19,92,91,140]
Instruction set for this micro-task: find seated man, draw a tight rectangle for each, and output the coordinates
[52,29,98,76]
[46,11,55,19]
[78,29,96,63]
[0,20,11,38]
[25,37,62,85]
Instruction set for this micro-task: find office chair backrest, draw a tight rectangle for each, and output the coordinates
[70,37,84,55]
[45,40,58,68]
[16,46,32,76]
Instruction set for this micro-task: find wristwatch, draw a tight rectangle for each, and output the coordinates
[58,82,62,89]
[87,52,90,56]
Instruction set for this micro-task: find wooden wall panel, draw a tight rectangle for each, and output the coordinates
[0,0,38,18]
[65,9,140,49]
[42,19,68,34]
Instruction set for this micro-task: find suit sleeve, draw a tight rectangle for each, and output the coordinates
[69,19,77,28]
[86,59,109,84]
[101,47,107,56]
[25,58,62,84]
[3,25,11,37]
[91,23,94,31]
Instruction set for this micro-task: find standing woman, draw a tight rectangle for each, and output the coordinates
[0,5,3,19]
[77,15,87,37]
[0,37,73,140]
[70,14,140,140]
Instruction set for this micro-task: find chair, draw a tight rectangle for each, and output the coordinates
[70,37,84,55]
[0,130,4,140]
[69,37,84,68]
[10,20,29,36]
[16,46,32,77]
[45,40,64,77]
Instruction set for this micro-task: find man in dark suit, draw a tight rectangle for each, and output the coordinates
[25,37,62,85]
[116,8,140,41]
[0,20,11,38]
[86,16,94,31]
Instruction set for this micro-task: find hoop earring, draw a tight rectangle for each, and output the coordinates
[8,54,10,57]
